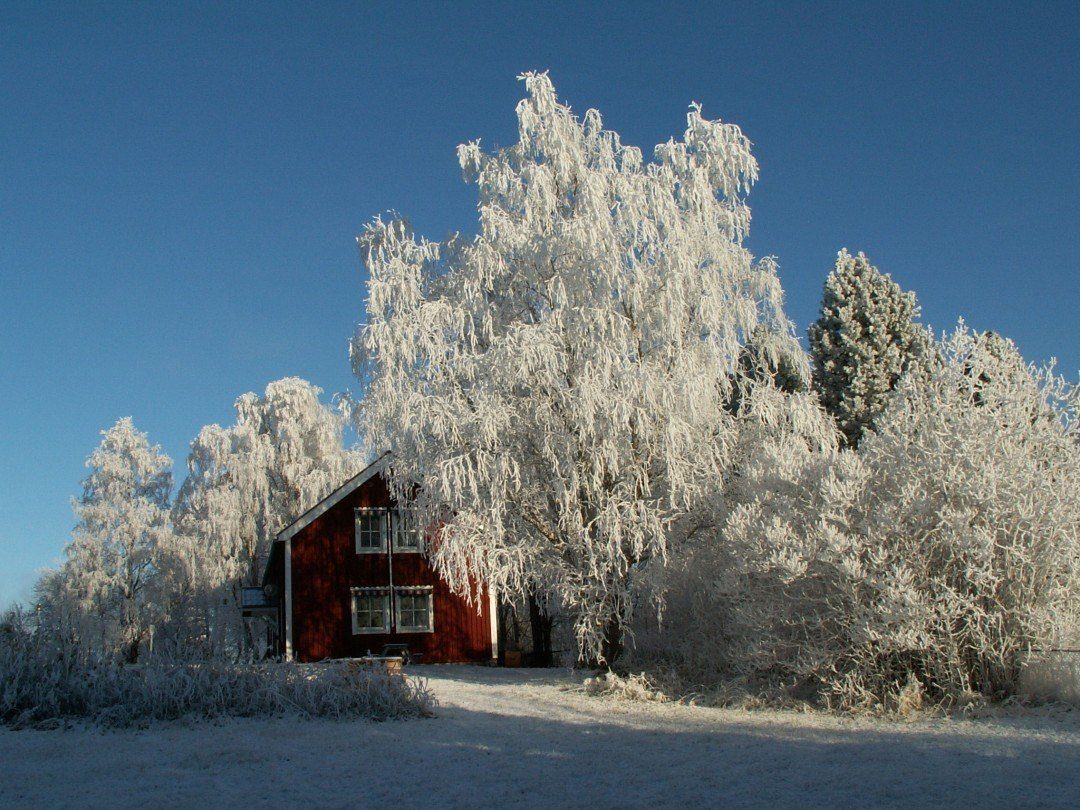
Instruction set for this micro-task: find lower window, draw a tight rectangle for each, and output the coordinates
[351,590,390,634]
[395,588,434,633]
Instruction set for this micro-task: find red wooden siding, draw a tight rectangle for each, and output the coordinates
[288,475,493,663]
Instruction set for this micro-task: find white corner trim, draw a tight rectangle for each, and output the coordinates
[284,538,294,661]
[488,586,499,660]
[276,452,391,544]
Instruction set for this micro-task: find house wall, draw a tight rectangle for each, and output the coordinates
[288,475,493,663]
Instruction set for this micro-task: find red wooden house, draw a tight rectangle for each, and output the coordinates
[254,454,497,664]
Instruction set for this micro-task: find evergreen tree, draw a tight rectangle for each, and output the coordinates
[808,249,930,446]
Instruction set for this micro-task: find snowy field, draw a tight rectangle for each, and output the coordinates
[1,666,1077,809]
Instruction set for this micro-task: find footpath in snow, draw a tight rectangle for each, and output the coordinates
[1,665,1077,808]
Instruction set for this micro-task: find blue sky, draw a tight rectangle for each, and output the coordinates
[1,1,1076,607]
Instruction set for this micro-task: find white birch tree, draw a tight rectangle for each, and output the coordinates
[60,418,173,663]
[165,377,363,657]
[355,73,816,666]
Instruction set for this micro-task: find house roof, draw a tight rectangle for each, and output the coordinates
[274,451,391,544]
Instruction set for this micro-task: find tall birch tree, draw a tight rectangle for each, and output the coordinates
[356,73,815,666]
[166,377,362,657]
[63,417,173,663]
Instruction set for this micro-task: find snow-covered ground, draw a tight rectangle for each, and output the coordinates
[1,665,1077,808]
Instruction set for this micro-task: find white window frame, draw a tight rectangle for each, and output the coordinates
[393,509,422,553]
[354,508,387,554]
[394,586,434,633]
[351,589,390,635]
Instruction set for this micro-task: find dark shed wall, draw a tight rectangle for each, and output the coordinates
[289,475,493,663]
[264,548,286,657]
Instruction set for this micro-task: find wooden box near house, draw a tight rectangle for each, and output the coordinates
[348,656,404,676]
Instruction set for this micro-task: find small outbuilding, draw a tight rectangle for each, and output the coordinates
[256,454,497,664]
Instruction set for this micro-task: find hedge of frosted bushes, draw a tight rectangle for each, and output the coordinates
[0,610,435,728]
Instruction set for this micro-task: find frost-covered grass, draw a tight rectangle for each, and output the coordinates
[583,670,671,702]
[2,658,434,729]
[1,666,1077,808]
[0,618,434,728]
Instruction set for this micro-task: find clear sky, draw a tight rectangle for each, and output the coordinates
[1,1,1077,607]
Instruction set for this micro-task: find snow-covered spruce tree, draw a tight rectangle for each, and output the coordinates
[808,249,931,446]
[166,377,363,658]
[356,73,811,666]
[58,418,173,664]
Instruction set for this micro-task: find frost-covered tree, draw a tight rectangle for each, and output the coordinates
[809,250,931,446]
[58,418,173,663]
[963,329,1021,406]
[630,386,851,692]
[852,327,1079,700]
[642,324,1078,708]
[356,73,814,666]
[165,377,362,657]
[726,325,808,415]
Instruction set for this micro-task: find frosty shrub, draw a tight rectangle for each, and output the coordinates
[636,325,1078,710]
[630,380,852,700]
[356,73,814,666]
[0,609,435,729]
[847,325,1079,705]
[582,671,670,703]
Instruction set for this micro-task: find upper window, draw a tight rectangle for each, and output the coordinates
[395,587,434,633]
[355,508,387,553]
[351,589,390,634]
[394,509,422,552]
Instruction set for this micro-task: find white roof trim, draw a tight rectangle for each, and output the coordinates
[275,452,391,544]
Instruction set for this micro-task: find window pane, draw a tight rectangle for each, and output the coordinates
[356,511,385,550]
[395,511,421,549]
[354,594,388,632]
[396,592,432,630]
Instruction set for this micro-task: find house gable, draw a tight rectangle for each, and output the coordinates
[276,452,391,544]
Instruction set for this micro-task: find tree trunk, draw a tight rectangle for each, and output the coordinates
[125,632,140,664]
[122,593,141,664]
[599,612,623,672]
